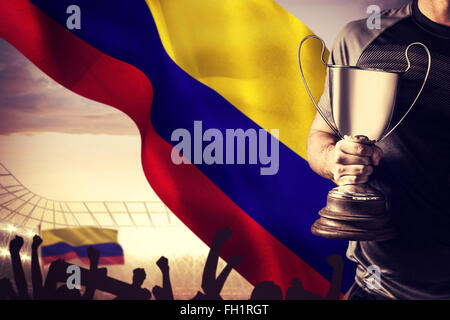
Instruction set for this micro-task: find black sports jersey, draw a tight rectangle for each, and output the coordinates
[318,0,450,299]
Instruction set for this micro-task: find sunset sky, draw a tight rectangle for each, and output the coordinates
[0,0,410,202]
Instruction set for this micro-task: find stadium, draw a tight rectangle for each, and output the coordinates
[0,162,253,299]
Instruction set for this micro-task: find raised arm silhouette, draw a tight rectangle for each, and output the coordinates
[31,235,43,299]
[9,235,29,299]
[152,256,174,300]
[324,254,344,300]
[83,246,101,300]
[192,227,242,300]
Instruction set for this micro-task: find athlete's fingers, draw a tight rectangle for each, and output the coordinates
[334,152,371,165]
[336,139,375,157]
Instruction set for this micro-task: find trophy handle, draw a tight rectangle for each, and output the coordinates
[298,35,342,138]
[379,42,431,141]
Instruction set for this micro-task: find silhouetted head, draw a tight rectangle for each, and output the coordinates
[285,278,305,300]
[250,281,283,300]
[132,268,146,287]
[55,284,82,300]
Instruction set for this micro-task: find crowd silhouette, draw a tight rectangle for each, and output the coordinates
[0,227,344,300]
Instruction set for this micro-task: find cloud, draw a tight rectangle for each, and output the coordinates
[0,39,139,136]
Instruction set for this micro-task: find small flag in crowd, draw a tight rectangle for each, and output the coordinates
[41,227,124,265]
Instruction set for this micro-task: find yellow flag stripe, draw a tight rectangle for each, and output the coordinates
[41,227,118,247]
[146,0,328,159]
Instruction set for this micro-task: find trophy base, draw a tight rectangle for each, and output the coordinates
[311,185,397,241]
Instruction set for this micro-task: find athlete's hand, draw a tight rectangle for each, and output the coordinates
[332,136,383,185]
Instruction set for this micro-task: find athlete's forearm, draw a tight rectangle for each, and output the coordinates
[306,129,339,180]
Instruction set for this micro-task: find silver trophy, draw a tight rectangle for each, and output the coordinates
[298,35,431,241]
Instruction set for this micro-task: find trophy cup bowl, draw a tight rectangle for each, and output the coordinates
[298,35,431,241]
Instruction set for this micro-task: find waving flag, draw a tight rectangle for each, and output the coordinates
[0,0,354,296]
[41,227,124,265]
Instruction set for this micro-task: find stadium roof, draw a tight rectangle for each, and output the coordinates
[0,162,183,230]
